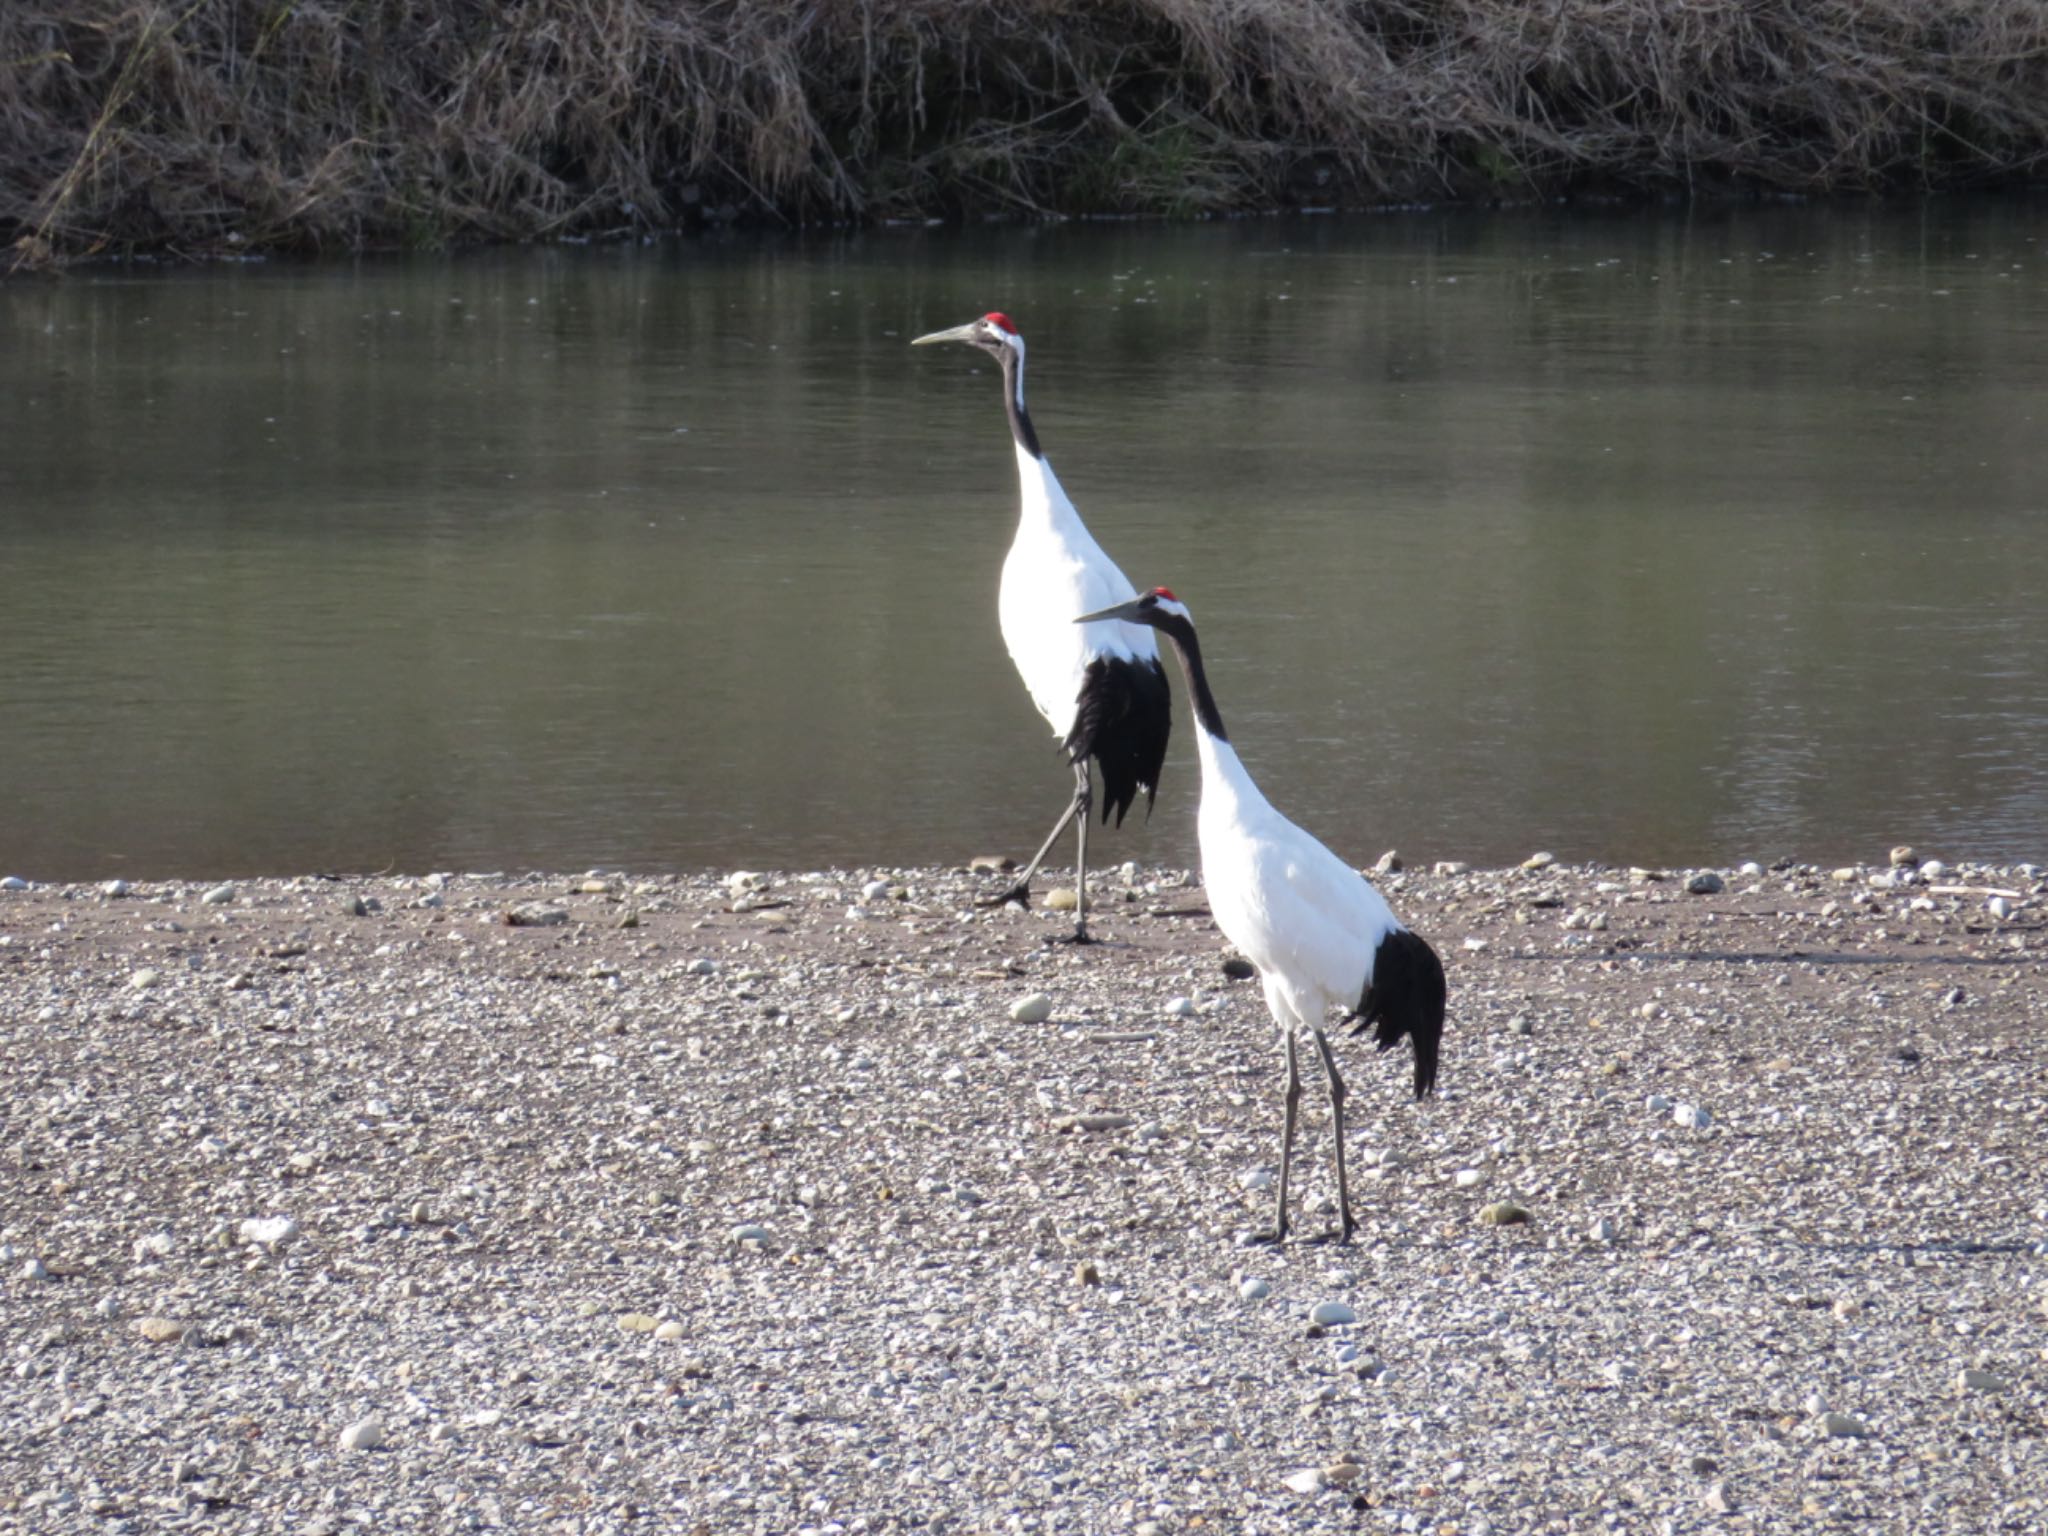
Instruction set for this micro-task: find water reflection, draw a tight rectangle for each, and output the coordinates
[3,202,2045,878]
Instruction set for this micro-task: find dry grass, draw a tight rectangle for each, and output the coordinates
[7,0,2048,267]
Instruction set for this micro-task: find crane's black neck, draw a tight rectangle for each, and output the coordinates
[997,344,1041,459]
[1154,615,1228,742]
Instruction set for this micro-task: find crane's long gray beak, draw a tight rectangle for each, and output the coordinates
[911,322,980,347]
[1074,599,1145,625]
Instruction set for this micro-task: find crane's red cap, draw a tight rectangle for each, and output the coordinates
[1151,586,1178,601]
[983,312,1018,334]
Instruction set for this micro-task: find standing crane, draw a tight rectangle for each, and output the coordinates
[1073,587,1446,1242]
[912,313,1170,943]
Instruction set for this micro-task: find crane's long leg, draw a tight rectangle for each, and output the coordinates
[1066,760,1093,944]
[1310,1028,1354,1243]
[979,796,1080,910]
[979,761,1096,944]
[1261,1028,1303,1243]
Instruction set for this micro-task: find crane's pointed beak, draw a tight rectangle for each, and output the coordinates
[911,322,981,347]
[1073,598,1146,625]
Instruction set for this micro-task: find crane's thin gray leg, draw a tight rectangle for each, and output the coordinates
[1261,1028,1303,1243]
[1310,1028,1354,1243]
[1065,760,1093,944]
[978,794,1081,911]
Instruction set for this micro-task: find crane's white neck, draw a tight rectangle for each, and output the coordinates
[1194,729,1270,815]
[1014,441,1084,534]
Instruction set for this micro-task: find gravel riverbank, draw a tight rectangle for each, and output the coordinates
[3,859,2045,1534]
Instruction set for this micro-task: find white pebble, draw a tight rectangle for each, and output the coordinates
[339,1415,385,1451]
[1820,1411,1870,1438]
[860,879,889,901]
[238,1216,299,1251]
[201,884,235,905]
[728,1223,771,1246]
[685,957,718,976]
[1282,1468,1327,1495]
[1164,996,1196,1018]
[1239,1168,1275,1191]
[1454,1168,1486,1190]
[1238,1278,1271,1302]
[1590,1217,1617,1243]
[1645,1094,1673,1113]
[1309,1301,1357,1327]
[1674,1103,1713,1130]
[0,875,27,891]
[1957,1368,2004,1394]
[1008,993,1053,1024]
[941,1064,966,1085]
[724,871,764,893]
[1987,895,2013,920]
[1919,858,1947,879]
[20,1257,50,1282]
[101,879,130,898]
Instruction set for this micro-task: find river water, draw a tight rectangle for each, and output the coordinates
[4,201,2045,880]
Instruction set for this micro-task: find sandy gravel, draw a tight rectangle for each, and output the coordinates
[3,858,2046,1535]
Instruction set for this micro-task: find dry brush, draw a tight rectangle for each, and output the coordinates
[6,0,2048,266]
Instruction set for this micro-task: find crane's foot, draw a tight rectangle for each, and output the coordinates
[977,881,1032,911]
[1241,1225,1288,1247]
[1046,926,1098,947]
[1299,1224,1356,1247]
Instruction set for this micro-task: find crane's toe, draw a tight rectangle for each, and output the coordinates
[976,881,1033,911]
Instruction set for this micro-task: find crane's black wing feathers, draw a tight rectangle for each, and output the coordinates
[1066,655,1172,827]
[1345,927,1447,1098]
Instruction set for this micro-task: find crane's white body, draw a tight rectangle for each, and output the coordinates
[1192,731,1403,1035]
[998,442,1159,738]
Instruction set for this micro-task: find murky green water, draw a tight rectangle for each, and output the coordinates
[4,202,2046,880]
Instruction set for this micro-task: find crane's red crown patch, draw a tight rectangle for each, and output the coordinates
[983,312,1017,334]
[1151,586,1178,601]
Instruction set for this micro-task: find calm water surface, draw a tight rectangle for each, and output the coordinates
[4,203,2046,879]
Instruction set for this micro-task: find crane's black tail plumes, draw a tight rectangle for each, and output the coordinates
[1065,654,1172,826]
[1346,927,1447,1098]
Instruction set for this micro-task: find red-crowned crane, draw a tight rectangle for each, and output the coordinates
[1074,587,1446,1242]
[913,313,1170,943]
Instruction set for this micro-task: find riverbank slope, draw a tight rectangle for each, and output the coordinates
[10,2,2048,268]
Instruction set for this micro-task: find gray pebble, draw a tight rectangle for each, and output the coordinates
[1686,872,1725,895]
[1238,1277,1271,1302]
[1309,1300,1356,1326]
[1820,1411,1871,1438]
[0,875,26,891]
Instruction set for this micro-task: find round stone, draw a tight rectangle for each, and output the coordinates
[1008,993,1053,1024]
[339,1415,386,1452]
[1238,1277,1271,1302]
[1309,1300,1357,1326]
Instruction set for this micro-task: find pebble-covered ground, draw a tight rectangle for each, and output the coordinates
[3,856,2045,1536]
